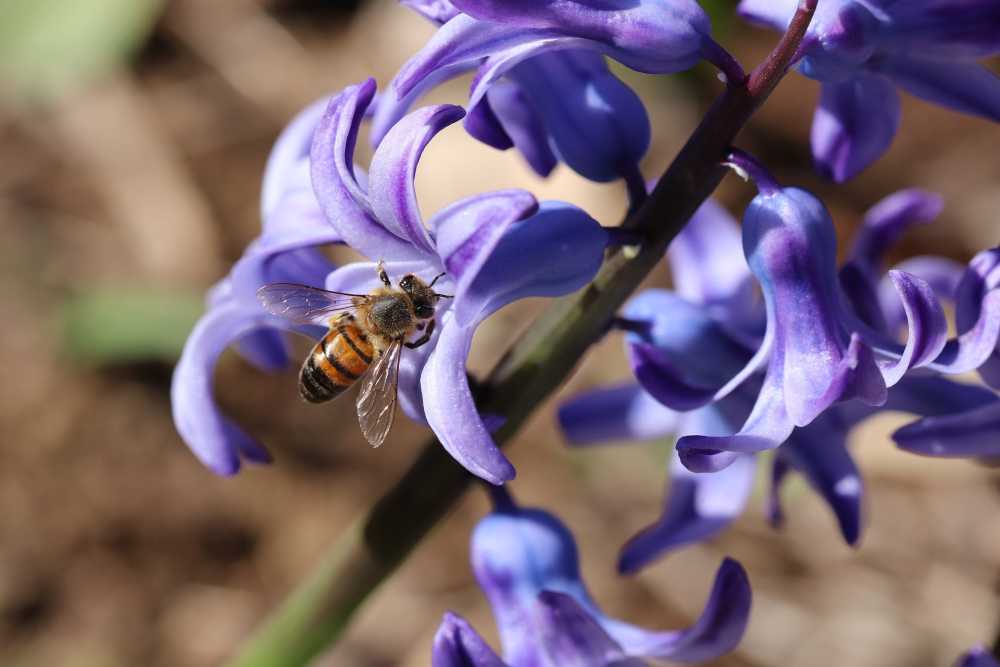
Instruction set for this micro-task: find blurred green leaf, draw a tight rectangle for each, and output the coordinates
[61,288,203,365]
[0,0,164,102]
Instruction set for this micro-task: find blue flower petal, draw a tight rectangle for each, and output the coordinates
[506,50,650,182]
[811,74,901,182]
[311,79,429,262]
[878,57,1000,121]
[894,400,1000,459]
[619,453,755,573]
[459,201,607,325]
[431,189,540,327]
[448,0,711,74]
[480,82,559,177]
[603,558,752,663]
[422,313,516,484]
[369,104,465,254]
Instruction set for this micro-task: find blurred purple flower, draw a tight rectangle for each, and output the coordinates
[956,647,1000,667]
[738,0,1000,181]
[172,79,609,483]
[558,190,1000,571]
[376,0,717,184]
[432,489,752,666]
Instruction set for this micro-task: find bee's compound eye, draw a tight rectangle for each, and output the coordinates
[399,274,415,290]
[415,304,434,319]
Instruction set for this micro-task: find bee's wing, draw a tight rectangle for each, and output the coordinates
[356,339,403,449]
[257,283,367,326]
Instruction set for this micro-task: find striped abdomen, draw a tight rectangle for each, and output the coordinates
[299,318,375,403]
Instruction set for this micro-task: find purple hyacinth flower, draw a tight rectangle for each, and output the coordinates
[670,177,1000,470]
[955,647,1000,667]
[172,80,608,483]
[738,0,1000,181]
[434,489,751,666]
[558,190,1000,571]
[376,0,713,183]
[309,79,607,484]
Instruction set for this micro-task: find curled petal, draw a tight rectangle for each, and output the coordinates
[618,453,755,574]
[677,373,794,471]
[894,400,1000,459]
[481,82,559,177]
[867,270,948,386]
[955,248,1000,387]
[878,57,1000,121]
[172,303,295,475]
[927,289,1000,375]
[604,558,752,663]
[558,384,679,445]
[506,50,651,182]
[422,314,516,484]
[878,256,966,334]
[811,74,901,182]
[311,80,426,262]
[432,189,540,326]
[457,201,607,326]
[371,62,476,148]
[448,0,711,74]
[849,188,943,275]
[432,612,507,667]
[368,104,466,253]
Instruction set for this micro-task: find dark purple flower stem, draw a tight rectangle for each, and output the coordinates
[701,37,748,86]
[622,162,649,214]
[723,147,781,195]
[225,4,821,665]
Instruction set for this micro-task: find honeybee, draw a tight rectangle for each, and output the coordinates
[257,263,449,448]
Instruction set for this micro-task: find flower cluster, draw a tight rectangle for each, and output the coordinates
[432,489,751,666]
[561,179,1000,571]
[169,0,1000,662]
[739,0,1000,180]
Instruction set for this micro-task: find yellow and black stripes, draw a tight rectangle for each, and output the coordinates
[298,318,376,403]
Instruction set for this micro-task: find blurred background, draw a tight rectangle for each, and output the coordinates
[2,1,1000,665]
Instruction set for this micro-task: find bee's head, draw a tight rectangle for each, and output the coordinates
[399,273,439,320]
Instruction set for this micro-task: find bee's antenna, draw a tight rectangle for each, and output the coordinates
[429,272,447,288]
[434,293,453,299]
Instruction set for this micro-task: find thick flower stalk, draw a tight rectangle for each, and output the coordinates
[739,0,1000,180]
[173,79,610,484]
[431,488,752,666]
[377,0,741,191]
[559,188,1000,572]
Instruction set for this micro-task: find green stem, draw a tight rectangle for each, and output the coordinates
[225,3,819,665]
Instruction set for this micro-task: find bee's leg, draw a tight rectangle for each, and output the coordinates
[376,260,391,287]
[405,318,436,349]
